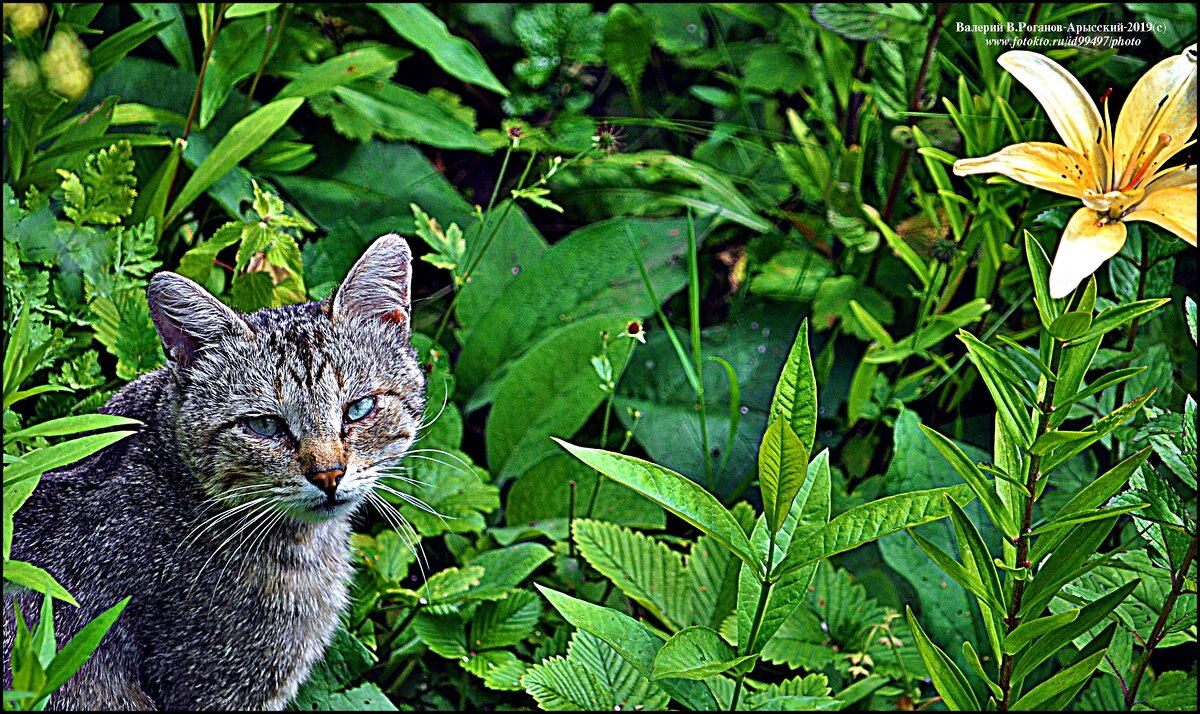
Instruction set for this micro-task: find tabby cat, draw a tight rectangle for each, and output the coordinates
[3,235,427,710]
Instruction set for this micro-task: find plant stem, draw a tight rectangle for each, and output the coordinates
[1124,535,1197,709]
[241,4,291,119]
[729,538,776,712]
[1112,235,1151,420]
[165,2,227,224]
[685,209,714,491]
[881,3,949,222]
[997,337,1064,710]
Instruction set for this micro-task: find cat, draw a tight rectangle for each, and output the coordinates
[3,235,427,710]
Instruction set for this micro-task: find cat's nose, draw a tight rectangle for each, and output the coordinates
[308,465,344,499]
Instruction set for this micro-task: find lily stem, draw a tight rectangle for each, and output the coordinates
[997,336,1063,709]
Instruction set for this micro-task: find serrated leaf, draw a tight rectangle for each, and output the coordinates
[572,519,691,631]
[470,589,541,650]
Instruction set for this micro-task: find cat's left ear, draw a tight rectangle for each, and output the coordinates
[332,234,413,329]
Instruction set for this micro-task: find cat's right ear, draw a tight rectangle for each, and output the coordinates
[332,234,413,329]
[147,272,252,367]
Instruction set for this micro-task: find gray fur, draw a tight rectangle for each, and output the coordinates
[3,236,426,710]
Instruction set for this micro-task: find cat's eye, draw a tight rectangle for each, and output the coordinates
[246,416,282,438]
[346,396,377,422]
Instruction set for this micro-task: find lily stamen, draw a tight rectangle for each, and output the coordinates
[1121,133,1172,192]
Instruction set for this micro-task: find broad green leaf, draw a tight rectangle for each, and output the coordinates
[276,45,412,100]
[165,98,303,227]
[758,419,809,535]
[457,215,699,397]
[767,319,818,452]
[328,81,492,152]
[906,606,980,711]
[1004,609,1079,655]
[651,626,757,680]
[487,314,633,480]
[38,597,130,698]
[522,654,607,710]
[572,519,691,631]
[774,484,975,580]
[535,585,719,711]
[504,453,664,530]
[224,3,280,18]
[367,3,508,95]
[555,441,763,576]
[919,425,1016,538]
[471,589,541,649]
[1048,311,1092,341]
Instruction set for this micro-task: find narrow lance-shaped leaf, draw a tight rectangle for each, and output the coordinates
[906,606,981,711]
[920,424,1018,539]
[758,418,809,535]
[651,626,757,681]
[772,484,975,581]
[768,319,818,452]
[555,440,763,577]
[39,597,131,699]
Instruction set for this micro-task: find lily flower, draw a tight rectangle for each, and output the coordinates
[954,46,1196,298]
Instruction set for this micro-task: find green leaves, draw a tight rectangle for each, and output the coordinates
[773,485,976,580]
[572,519,691,631]
[919,424,1017,538]
[555,440,763,577]
[367,4,508,96]
[651,627,757,680]
[906,606,980,711]
[757,418,809,535]
[164,98,302,227]
[602,5,652,107]
[768,319,818,452]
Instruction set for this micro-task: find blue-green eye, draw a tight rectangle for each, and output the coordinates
[347,396,376,422]
[246,416,282,438]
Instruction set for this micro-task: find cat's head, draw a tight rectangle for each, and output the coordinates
[147,235,426,523]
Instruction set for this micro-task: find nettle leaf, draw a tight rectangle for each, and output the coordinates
[572,519,692,631]
[687,502,756,630]
[469,589,541,650]
[524,630,668,710]
[56,140,137,226]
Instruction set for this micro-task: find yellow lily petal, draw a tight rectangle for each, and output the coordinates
[1049,207,1128,299]
[999,51,1106,184]
[1124,167,1198,246]
[953,142,1094,198]
[1113,44,1197,187]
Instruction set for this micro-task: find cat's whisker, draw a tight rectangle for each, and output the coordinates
[366,492,430,577]
[374,469,431,489]
[232,506,288,589]
[405,448,474,472]
[175,493,274,558]
[401,453,471,477]
[415,380,451,434]
[191,499,275,592]
[372,483,451,525]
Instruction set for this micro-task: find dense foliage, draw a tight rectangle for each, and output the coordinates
[3,3,1196,711]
